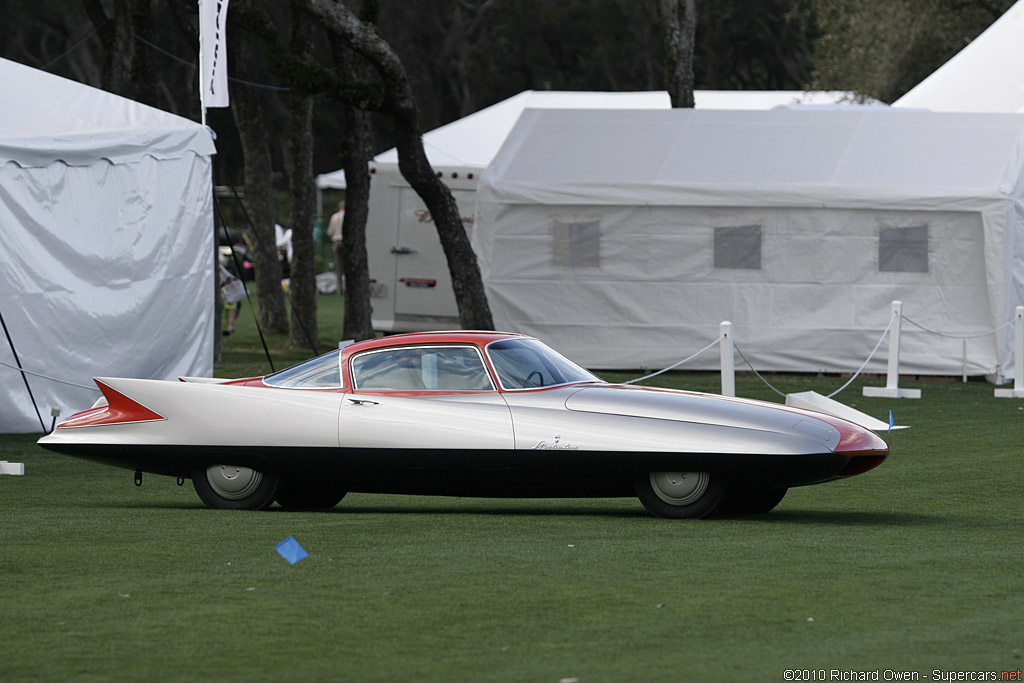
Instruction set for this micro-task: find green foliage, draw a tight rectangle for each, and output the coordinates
[696,0,818,90]
[4,0,1018,180]
[811,0,1015,102]
[229,2,280,44]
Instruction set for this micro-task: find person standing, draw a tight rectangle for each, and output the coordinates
[327,201,345,295]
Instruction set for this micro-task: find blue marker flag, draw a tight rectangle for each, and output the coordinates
[888,410,895,433]
[275,536,309,565]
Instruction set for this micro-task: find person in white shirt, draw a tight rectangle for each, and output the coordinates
[326,201,345,295]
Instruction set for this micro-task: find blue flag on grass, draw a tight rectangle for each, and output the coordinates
[275,536,309,565]
[888,410,895,433]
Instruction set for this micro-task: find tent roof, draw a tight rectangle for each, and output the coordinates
[479,107,1024,208]
[315,89,872,189]
[893,0,1024,113]
[0,57,216,167]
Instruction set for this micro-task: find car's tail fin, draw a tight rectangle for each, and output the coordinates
[56,378,165,429]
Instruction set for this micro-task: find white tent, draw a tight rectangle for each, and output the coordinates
[0,58,217,433]
[475,107,1024,380]
[316,89,869,189]
[893,0,1024,113]
[315,89,875,332]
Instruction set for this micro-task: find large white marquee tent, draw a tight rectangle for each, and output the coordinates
[314,89,872,332]
[315,89,867,190]
[0,58,217,433]
[474,107,1024,381]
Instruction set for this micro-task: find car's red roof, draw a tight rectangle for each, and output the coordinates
[343,331,527,356]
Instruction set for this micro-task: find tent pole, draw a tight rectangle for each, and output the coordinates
[213,190,276,372]
[0,307,47,433]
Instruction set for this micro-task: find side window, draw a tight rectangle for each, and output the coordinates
[351,346,494,391]
[489,344,546,388]
[264,349,342,389]
[553,219,601,268]
[486,338,598,390]
[879,225,928,273]
[714,225,762,270]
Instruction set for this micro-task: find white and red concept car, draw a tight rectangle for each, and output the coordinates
[38,331,888,518]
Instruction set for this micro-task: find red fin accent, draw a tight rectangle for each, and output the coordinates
[58,380,165,428]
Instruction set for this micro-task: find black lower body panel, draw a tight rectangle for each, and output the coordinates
[39,443,847,497]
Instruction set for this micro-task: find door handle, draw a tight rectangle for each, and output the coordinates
[390,245,418,255]
[347,398,380,406]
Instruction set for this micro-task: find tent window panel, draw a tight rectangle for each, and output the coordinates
[714,225,762,270]
[553,220,601,268]
[879,225,928,273]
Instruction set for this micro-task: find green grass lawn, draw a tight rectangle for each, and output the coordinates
[2,297,1022,681]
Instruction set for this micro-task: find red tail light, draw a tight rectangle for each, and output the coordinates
[809,412,889,477]
[57,380,165,428]
[837,454,887,477]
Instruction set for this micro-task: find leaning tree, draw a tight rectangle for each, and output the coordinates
[294,0,495,332]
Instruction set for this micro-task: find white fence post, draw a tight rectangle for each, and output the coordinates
[720,320,735,397]
[995,306,1024,398]
[863,300,922,399]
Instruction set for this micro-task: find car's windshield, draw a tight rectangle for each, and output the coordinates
[351,345,495,391]
[264,349,342,389]
[486,338,600,390]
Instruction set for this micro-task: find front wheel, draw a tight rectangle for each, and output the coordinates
[192,465,279,510]
[634,471,726,519]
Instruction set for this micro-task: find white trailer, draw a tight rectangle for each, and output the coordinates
[363,163,480,331]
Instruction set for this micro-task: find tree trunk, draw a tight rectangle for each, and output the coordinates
[82,0,134,97]
[230,63,288,335]
[657,0,697,108]
[329,33,375,343]
[286,5,319,353]
[392,123,493,330]
[129,0,162,108]
[339,112,374,343]
[295,0,494,331]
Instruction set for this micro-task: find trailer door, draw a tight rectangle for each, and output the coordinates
[392,186,476,323]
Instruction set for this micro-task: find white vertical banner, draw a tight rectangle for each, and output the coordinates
[199,0,230,111]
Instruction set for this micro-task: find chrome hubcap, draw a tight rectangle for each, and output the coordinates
[649,471,709,506]
[206,465,263,500]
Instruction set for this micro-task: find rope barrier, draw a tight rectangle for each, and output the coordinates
[626,313,899,401]
[733,313,896,399]
[623,335,723,385]
[902,315,1014,339]
[732,343,787,397]
[698,308,1015,400]
[0,361,99,392]
[825,313,896,398]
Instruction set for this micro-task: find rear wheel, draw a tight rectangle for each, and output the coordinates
[192,465,279,510]
[634,471,726,519]
[275,479,347,511]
